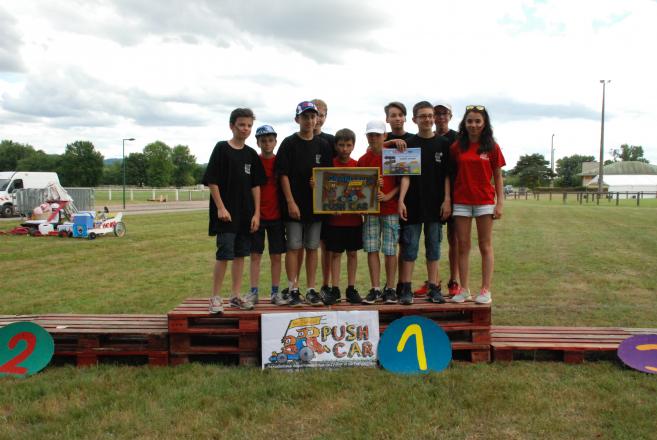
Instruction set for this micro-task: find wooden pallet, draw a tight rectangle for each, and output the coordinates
[168,298,492,365]
[0,314,169,367]
[491,325,657,363]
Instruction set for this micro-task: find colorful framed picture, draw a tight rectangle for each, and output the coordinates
[312,167,380,214]
[382,147,421,176]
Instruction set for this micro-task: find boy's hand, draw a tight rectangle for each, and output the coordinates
[288,201,301,220]
[398,200,407,221]
[378,190,391,202]
[378,176,384,188]
[309,177,315,188]
[440,200,452,221]
[250,214,260,233]
[391,139,407,152]
[217,206,231,222]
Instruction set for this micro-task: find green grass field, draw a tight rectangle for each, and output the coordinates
[1,202,656,439]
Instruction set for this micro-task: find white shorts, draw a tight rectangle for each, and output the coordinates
[452,204,495,218]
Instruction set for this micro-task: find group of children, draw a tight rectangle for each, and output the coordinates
[202,99,505,314]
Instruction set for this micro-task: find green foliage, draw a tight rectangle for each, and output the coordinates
[126,152,147,186]
[15,150,61,172]
[101,161,123,185]
[59,141,104,186]
[194,163,207,184]
[555,154,595,187]
[171,145,197,187]
[611,144,649,163]
[143,141,173,187]
[508,153,554,189]
[0,139,36,170]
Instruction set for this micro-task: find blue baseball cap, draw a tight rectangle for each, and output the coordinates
[295,101,319,116]
[255,125,277,137]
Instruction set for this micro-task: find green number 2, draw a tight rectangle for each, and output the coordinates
[397,324,427,370]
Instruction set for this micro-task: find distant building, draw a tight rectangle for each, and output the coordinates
[582,161,657,197]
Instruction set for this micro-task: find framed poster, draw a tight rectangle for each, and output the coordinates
[312,167,380,214]
[261,311,380,370]
[382,148,421,176]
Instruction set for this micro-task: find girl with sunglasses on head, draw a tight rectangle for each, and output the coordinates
[441,105,505,304]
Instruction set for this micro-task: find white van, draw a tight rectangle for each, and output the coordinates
[0,171,60,217]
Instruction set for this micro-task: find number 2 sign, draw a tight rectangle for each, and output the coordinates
[378,316,452,374]
[0,322,54,378]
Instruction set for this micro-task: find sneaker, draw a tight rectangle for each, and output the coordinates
[306,288,322,306]
[399,285,413,305]
[451,288,472,303]
[209,296,224,314]
[228,296,254,310]
[281,288,291,303]
[320,285,332,303]
[475,289,492,304]
[288,289,303,307]
[271,292,289,305]
[322,286,339,305]
[382,287,398,304]
[245,291,258,306]
[413,280,429,297]
[345,286,362,304]
[428,284,446,304]
[362,288,382,304]
[447,279,460,297]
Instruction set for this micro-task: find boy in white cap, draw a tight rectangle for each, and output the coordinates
[358,120,401,304]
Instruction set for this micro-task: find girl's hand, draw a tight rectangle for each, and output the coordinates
[493,204,503,220]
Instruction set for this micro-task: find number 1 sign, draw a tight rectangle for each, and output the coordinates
[0,322,54,377]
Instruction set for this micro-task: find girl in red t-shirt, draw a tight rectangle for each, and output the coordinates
[443,106,505,305]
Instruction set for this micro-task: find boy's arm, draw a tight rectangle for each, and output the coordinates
[379,178,400,202]
[397,176,409,221]
[209,184,231,222]
[383,139,407,151]
[493,167,504,219]
[250,186,260,232]
[280,175,301,220]
[441,176,452,221]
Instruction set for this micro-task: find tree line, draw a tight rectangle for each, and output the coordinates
[0,139,206,187]
[506,144,649,189]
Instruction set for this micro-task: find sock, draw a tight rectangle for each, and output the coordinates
[373,286,381,292]
[250,287,258,295]
[288,281,295,291]
[321,284,329,290]
[271,285,279,294]
[348,285,355,291]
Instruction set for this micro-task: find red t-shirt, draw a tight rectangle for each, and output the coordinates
[259,155,280,221]
[451,141,506,205]
[357,149,398,215]
[328,158,363,227]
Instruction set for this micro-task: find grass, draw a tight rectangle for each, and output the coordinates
[1,203,657,439]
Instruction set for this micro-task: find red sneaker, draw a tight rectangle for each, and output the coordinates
[447,279,460,296]
[413,281,429,297]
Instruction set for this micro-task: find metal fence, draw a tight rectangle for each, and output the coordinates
[15,187,95,215]
[504,191,657,206]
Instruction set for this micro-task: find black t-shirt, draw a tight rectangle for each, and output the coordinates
[202,141,266,235]
[402,134,450,224]
[438,129,458,146]
[317,132,336,156]
[386,131,415,141]
[275,133,332,222]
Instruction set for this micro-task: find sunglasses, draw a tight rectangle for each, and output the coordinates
[466,105,486,111]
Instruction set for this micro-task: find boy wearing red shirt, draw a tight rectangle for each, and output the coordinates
[358,120,400,304]
[322,128,364,305]
[248,125,288,306]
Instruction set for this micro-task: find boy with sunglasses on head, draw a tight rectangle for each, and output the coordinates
[397,101,451,305]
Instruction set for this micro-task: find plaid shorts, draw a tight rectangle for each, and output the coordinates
[362,214,400,256]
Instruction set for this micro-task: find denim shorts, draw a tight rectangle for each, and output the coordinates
[452,204,495,217]
[251,219,286,255]
[285,221,322,250]
[362,214,400,256]
[400,222,442,262]
[216,232,251,260]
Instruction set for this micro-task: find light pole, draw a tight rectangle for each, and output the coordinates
[550,133,555,187]
[598,80,610,194]
[122,138,135,210]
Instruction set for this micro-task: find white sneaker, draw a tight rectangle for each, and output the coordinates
[451,288,472,303]
[475,289,492,304]
[209,296,224,314]
[245,291,259,306]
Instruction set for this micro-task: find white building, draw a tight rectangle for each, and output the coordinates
[585,161,657,198]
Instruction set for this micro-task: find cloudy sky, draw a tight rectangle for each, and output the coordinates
[1,0,656,169]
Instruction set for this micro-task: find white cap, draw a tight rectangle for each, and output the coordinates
[365,120,386,134]
[433,103,452,113]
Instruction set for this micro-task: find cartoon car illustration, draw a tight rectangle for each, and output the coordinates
[268,318,328,364]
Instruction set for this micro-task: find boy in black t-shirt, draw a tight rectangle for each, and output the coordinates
[275,101,332,306]
[385,101,414,141]
[397,101,451,305]
[202,108,266,314]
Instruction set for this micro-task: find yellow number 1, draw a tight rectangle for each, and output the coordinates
[397,324,427,370]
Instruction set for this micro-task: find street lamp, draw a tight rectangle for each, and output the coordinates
[550,133,555,187]
[122,138,135,210]
[598,80,611,194]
